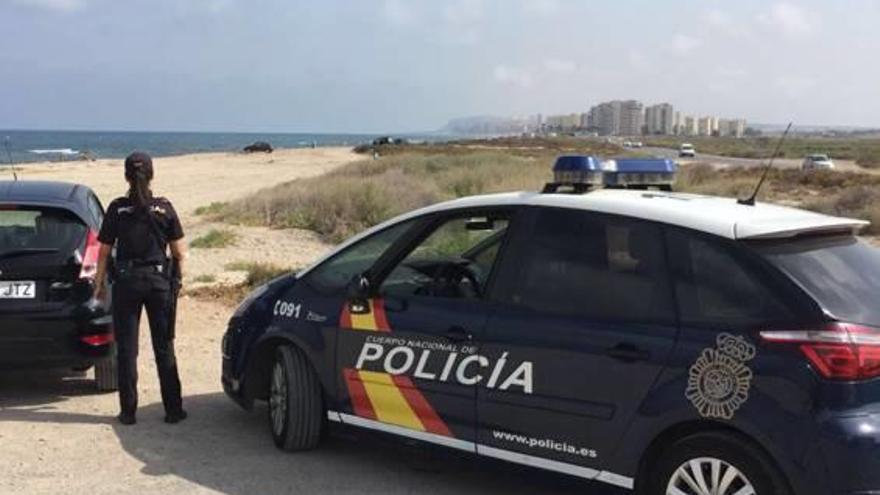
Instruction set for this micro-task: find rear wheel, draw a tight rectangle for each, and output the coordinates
[94,358,117,392]
[648,432,791,495]
[268,345,323,451]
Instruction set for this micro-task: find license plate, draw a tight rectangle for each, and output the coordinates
[0,281,36,299]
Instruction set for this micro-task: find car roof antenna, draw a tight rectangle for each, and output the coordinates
[4,135,18,181]
[738,122,792,206]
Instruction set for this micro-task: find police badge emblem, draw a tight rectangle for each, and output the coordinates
[686,333,757,420]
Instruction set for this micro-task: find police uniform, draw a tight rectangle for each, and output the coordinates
[98,195,185,422]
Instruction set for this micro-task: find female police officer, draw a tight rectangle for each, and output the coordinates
[94,152,187,425]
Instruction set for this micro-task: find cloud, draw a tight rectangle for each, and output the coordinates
[442,0,484,25]
[544,58,577,74]
[521,0,559,17]
[757,2,815,37]
[382,0,417,26]
[774,75,817,98]
[11,0,86,12]
[702,8,732,28]
[493,65,533,88]
[671,34,702,55]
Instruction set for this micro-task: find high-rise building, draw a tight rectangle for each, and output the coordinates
[718,118,747,138]
[697,116,715,136]
[618,100,644,136]
[588,101,622,136]
[645,103,675,135]
[683,116,698,136]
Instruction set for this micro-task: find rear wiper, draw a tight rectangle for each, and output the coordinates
[0,248,60,259]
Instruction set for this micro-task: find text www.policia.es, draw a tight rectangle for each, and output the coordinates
[491,430,598,459]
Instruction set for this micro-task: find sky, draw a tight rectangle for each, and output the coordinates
[1,0,879,133]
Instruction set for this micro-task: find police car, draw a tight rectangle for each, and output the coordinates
[222,156,880,495]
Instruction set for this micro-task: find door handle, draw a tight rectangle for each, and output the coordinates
[445,326,473,343]
[605,343,650,362]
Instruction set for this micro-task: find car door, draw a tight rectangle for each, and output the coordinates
[475,207,678,487]
[335,208,516,451]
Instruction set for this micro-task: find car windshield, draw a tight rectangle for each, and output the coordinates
[810,155,829,161]
[752,235,880,327]
[0,207,86,255]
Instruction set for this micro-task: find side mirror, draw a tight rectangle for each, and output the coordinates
[346,272,372,311]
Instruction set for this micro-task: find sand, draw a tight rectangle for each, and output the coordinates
[0,147,355,494]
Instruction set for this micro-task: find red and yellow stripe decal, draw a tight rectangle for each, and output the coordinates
[344,368,452,437]
[339,298,391,332]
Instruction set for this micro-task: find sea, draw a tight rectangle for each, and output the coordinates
[0,130,445,164]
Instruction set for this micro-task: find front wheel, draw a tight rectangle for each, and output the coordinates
[648,432,791,495]
[268,345,324,451]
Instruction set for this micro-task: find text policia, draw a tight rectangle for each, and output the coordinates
[355,335,534,394]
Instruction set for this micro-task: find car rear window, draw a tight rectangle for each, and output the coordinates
[754,235,880,327]
[0,206,87,254]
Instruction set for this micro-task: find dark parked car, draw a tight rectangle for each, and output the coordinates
[0,180,116,390]
[243,141,273,153]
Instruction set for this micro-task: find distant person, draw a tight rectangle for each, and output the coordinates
[94,152,187,426]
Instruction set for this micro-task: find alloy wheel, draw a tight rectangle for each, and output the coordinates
[269,362,288,437]
[666,457,756,495]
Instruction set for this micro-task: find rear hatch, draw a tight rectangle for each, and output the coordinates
[752,235,880,411]
[0,205,92,313]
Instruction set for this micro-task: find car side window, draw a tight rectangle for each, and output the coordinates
[505,208,675,324]
[379,213,510,300]
[667,229,794,328]
[306,220,415,293]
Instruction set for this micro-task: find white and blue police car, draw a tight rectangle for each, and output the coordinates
[222,155,880,495]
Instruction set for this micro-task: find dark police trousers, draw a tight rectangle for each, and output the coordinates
[112,267,183,416]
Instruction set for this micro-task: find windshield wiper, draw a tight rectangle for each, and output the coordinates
[0,248,60,259]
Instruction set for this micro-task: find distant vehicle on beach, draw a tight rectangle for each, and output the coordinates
[244,142,273,153]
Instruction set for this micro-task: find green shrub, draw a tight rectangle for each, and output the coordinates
[194,202,228,216]
[190,229,238,248]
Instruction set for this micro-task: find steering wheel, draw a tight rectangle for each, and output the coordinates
[430,262,483,299]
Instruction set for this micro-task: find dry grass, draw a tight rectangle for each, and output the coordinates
[675,164,880,234]
[213,143,880,243]
[214,152,549,242]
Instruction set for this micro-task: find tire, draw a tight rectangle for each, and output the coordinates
[268,345,324,451]
[647,431,791,495]
[94,358,118,392]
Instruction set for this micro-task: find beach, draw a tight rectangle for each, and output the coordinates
[0,147,359,494]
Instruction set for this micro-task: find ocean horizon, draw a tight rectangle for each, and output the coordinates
[0,129,448,164]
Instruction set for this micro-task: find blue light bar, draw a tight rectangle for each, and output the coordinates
[603,158,678,190]
[552,155,603,186]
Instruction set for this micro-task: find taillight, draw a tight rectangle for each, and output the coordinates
[81,333,114,346]
[79,230,100,280]
[761,323,880,381]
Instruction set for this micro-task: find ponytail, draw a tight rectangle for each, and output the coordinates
[125,168,153,213]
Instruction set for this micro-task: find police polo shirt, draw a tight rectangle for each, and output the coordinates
[98,196,184,263]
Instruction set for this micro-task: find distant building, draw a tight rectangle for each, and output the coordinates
[718,118,747,138]
[645,103,675,135]
[683,116,698,136]
[545,113,582,131]
[618,100,644,136]
[588,101,621,136]
[697,116,715,136]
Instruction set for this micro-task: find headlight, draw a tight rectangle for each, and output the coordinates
[232,283,270,318]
